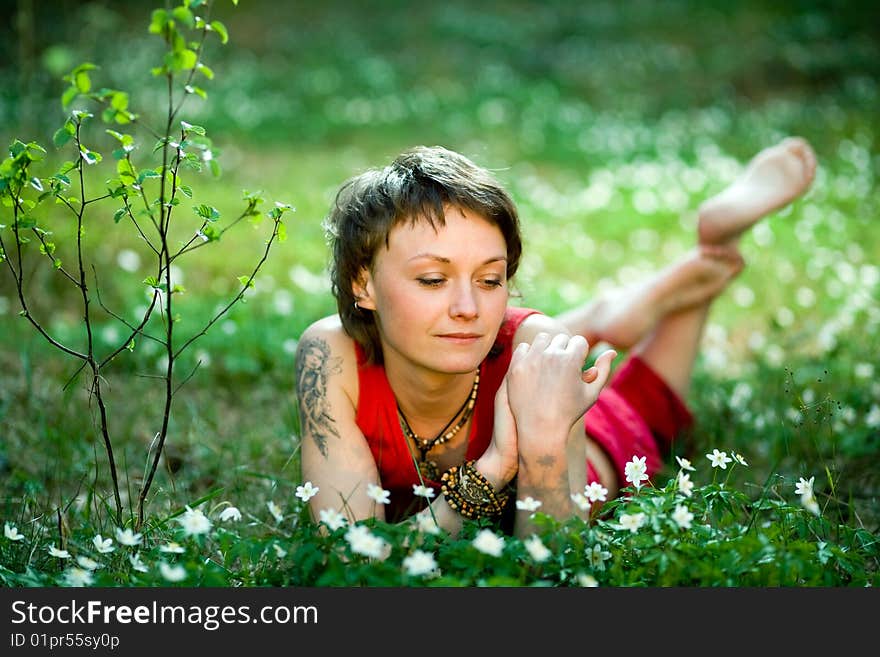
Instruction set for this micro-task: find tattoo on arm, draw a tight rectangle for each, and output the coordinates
[295,336,343,457]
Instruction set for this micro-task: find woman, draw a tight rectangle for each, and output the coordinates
[295,138,817,538]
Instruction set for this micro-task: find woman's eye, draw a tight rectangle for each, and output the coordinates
[480,278,503,288]
[417,278,445,287]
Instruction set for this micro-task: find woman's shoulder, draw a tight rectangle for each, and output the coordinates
[296,314,360,403]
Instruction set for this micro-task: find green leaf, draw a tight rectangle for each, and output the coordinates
[148,9,169,35]
[185,85,207,100]
[196,62,214,80]
[110,92,129,111]
[117,159,136,184]
[194,204,220,221]
[201,224,219,241]
[237,275,254,289]
[79,148,101,165]
[53,119,76,147]
[210,21,229,44]
[113,208,127,223]
[143,276,159,287]
[74,70,91,94]
[61,86,79,108]
[178,184,193,198]
[172,6,195,28]
[136,170,161,184]
[180,121,206,136]
[168,48,198,71]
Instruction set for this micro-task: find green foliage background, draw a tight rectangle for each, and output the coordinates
[0,0,877,585]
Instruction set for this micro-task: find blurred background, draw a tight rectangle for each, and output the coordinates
[0,0,877,521]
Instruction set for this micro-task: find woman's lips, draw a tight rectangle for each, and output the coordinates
[436,333,482,344]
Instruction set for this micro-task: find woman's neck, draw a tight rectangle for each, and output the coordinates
[382,354,478,432]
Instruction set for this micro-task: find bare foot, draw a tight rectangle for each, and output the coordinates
[697,137,817,246]
[562,246,744,350]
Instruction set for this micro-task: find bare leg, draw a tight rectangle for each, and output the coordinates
[556,245,744,351]
[637,137,818,396]
[697,137,817,247]
[569,137,818,498]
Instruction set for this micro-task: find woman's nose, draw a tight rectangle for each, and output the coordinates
[449,282,478,319]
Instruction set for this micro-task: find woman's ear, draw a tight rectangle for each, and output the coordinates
[352,267,377,311]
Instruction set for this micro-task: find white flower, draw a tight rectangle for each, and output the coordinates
[472,529,505,557]
[795,476,815,497]
[4,522,24,542]
[91,534,115,554]
[732,452,749,467]
[516,496,543,512]
[295,481,320,502]
[159,562,187,582]
[218,506,242,522]
[706,449,732,469]
[412,484,436,499]
[624,455,648,489]
[577,573,599,587]
[677,472,694,498]
[129,552,149,573]
[177,506,212,537]
[318,508,348,531]
[524,535,551,563]
[619,512,646,533]
[76,556,100,571]
[672,504,694,530]
[586,544,611,571]
[267,501,284,523]
[801,492,821,516]
[570,492,591,512]
[344,524,389,560]
[675,456,696,472]
[414,513,441,535]
[866,405,880,428]
[584,482,608,503]
[273,544,287,558]
[403,550,439,577]
[48,545,71,559]
[63,567,94,587]
[115,527,143,547]
[366,483,391,505]
[159,541,185,554]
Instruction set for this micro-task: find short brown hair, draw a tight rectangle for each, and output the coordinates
[324,145,522,364]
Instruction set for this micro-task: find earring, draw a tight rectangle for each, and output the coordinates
[353,300,361,310]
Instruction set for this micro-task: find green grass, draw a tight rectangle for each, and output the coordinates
[0,0,878,586]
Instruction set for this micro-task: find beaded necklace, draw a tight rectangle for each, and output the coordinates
[397,371,480,481]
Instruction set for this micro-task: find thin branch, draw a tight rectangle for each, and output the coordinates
[174,216,281,359]
[92,266,164,367]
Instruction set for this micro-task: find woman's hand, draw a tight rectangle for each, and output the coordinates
[477,374,520,490]
[505,332,616,458]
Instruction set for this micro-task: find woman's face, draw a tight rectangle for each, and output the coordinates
[356,205,510,376]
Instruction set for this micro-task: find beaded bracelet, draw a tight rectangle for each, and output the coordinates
[440,460,509,520]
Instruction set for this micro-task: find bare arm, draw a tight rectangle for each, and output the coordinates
[505,315,617,537]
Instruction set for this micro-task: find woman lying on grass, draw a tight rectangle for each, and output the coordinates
[295,138,817,538]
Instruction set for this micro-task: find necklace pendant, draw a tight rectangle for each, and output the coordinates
[418,459,440,481]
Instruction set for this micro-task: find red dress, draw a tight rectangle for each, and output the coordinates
[354,306,693,522]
